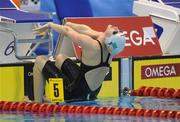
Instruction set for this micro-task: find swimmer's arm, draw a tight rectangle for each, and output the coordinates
[65,22,102,39]
[49,22,95,49]
[33,22,95,48]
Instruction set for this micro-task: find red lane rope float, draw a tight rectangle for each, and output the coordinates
[83,106,92,114]
[90,106,99,114]
[0,101,179,119]
[68,105,77,113]
[105,107,115,114]
[130,86,180,98]
[136,109,145,116]
[9,102,19,111]
[2,101,13,111]
[121,108,131,116]
[75,106,84,113]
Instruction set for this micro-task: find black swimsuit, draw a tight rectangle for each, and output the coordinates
[78,40,111,100]
[80,40,110,73]
[43,40,111,102]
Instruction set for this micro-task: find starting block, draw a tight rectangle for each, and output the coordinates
[0,1,53,63]
[133,0,180,55]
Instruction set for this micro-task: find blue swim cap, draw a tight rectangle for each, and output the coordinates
[105,33,126,55]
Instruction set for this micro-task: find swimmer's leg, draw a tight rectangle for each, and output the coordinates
[33,56,48,103]
[54,54,68,70]
[33,54,68,103]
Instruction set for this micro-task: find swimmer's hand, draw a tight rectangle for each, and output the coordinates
[33,22,51,35]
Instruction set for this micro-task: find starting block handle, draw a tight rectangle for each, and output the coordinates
[14,30,53,59]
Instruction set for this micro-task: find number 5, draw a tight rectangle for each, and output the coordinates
[53,83,59,97]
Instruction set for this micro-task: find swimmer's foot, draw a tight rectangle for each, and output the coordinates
[22,96,32,102]
[42,96,51,103]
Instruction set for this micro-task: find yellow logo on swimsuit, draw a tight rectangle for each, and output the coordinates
[49,78,64,102]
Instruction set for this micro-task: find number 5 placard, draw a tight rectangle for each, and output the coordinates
[48,78,64,102]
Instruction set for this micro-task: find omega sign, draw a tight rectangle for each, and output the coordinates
[122,27,156,47]
[141,63,180,79]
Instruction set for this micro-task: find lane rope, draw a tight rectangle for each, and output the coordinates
[0,101,179,119]
[130,86,180,98]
